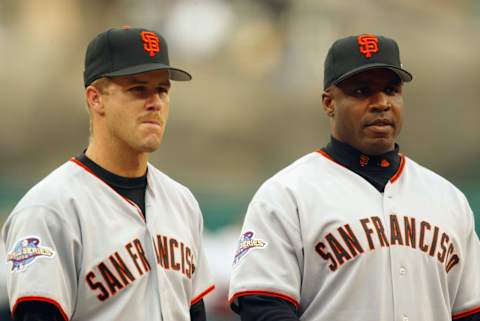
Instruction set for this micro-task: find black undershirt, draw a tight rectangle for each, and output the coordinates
[76,153,148,215]
[235,137,401,321]
[15,153,206,321]
[322,136,401,193]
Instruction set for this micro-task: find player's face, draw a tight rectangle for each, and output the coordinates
[101,70,171,154]
[322,69,404,155]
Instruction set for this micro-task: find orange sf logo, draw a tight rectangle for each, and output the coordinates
[141,31,160,57]
[357,34,378,58]
[359,155,369,167]
[380,159,390,168]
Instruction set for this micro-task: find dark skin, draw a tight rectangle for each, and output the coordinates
[322,68,404,155]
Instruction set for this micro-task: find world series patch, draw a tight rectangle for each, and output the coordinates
[233,231,267,266]
[7,237,55,272]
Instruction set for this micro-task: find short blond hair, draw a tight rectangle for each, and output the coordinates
[85,77,112,138]
[90,77,111,94]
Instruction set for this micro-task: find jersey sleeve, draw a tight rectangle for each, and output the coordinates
[190,201,215,305]
[228,180,303,309]
[452,202,480,319]
[1,205,81,321]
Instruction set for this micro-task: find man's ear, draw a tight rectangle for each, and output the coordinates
[322,89,335,118]
[85,85,105,116]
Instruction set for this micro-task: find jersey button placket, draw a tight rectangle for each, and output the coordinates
[384,184,400,321]
[143,195,165,321]
[386,183,413,321]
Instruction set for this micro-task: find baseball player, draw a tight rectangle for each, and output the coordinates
[228,34,480,321]
[1,27,215,321]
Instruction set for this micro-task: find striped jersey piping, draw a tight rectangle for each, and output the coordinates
[229,290,300,309]
[452,306,480,320]
[12,296,69,321]
[191,284,216,305]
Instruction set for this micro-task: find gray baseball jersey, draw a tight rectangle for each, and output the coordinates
[229,151,480,321]
[2,159,214,321]
[0,241,8,309]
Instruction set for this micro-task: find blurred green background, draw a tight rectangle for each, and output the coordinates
[1,0,479,320]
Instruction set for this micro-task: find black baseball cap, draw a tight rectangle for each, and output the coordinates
[323,34,412,89]
[84,27,191,87]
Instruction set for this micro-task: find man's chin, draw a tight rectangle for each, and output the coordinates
[138,138,162,153]
[141,143,161,153]
[361,138,395,155]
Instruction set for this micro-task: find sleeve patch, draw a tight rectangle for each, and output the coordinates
[233,231,268,266]
[7,236,55,272]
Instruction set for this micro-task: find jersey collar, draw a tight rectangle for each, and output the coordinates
[320,137,403,192]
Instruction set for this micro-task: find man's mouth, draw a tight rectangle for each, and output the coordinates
[365,119,394,128]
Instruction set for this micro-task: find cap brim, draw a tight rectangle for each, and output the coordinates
[332,63,412,87]
[103,63,192,81]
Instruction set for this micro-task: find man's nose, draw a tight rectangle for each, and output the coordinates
[368,91,390,112]
[145,91,163,111]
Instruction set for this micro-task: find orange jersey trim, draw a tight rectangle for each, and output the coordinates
[191,284,215,305]
[316,149,346,169]
[229,290,300,309]
[12,296,69,321]
[69,158,145,221]
[453,306,480,320]
[316,149,334,162]
[389,154,405,183]
[317,150,406,184]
